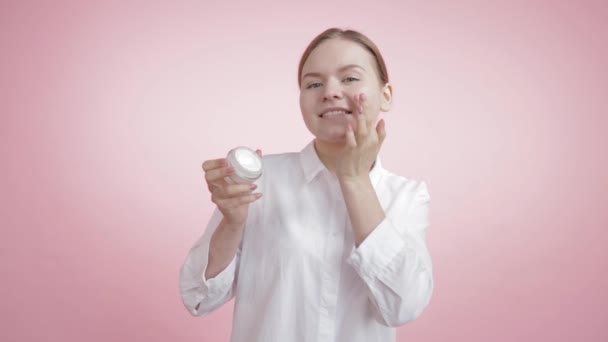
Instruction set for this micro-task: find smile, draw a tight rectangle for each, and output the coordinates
[319,110,352,118]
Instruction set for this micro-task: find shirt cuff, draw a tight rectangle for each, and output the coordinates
[201,254,237,297]
[347,217,405,282]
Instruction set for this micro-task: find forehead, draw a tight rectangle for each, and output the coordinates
[302,38,376,74]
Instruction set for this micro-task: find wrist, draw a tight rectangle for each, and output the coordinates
[339,175,371,188]
[220,218,246,232]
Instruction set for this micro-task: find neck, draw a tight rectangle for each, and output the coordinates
[313,139,343,175]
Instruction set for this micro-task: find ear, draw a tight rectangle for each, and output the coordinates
[380,83,393,112]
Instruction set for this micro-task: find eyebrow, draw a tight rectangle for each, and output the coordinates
[302,64,365,80]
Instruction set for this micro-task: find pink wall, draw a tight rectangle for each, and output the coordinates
[1,1,607,341]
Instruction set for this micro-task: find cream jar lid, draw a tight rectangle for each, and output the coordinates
[226,146,262,182]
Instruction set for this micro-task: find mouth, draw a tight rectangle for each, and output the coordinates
[318,108,353,118]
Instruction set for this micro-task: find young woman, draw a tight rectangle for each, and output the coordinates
[180,27,434,342]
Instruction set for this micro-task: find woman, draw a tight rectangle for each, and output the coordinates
[180,27,434,342]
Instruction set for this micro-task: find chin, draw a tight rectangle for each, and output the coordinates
[315,133,347,144]
[306,124,348,143]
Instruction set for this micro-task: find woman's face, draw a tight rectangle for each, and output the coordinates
[299,38,392,144]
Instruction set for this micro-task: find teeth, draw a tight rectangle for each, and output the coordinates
[322,110,350,117]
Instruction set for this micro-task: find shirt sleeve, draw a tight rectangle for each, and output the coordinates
[179,207,241,316]
[346,180,434,327]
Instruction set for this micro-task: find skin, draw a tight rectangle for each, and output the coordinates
[201,151,262,280]
[299,38,393,246]
[202,38,394,280]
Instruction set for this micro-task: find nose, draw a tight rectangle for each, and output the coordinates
[322,79,343,101]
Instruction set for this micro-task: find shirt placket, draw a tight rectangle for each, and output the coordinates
[317,179,346,342]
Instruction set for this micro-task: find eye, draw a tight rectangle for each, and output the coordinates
[344,76,359,83]
[306,82,322,89]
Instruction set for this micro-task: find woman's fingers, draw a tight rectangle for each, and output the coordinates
[356,111,368,139]
[356,93,364,114]
[215,192,263,209]
[220,183,258,198]
[351,93,368,140]
[202,153,262,204]
[202,158,227,171]
[205,166,235,184]
[345,124,357,148]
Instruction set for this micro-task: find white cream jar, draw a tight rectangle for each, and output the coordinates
[224,146,263,184]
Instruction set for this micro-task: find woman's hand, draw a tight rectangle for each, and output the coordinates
[335,93,386,183]
[202,150,263,226]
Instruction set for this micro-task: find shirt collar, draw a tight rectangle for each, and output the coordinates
[299,140,326,183]
[299,140,384,185]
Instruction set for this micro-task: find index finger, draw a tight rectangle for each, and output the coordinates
[202,158,227,171]
[356,93,368,137]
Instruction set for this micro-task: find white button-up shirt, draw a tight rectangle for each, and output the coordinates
[180,141,434,342]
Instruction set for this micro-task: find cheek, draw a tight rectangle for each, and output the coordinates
[344,85,370,101]
[356,91,381,113]
[299,93,316,113]
[363,97,382,123]
[299,94,307,114]
[346,83,380,105]
[299,91,308,105]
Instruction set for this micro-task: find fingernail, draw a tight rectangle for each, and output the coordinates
[250,184,257,190]
[255,193,263,198]
[227,167,235,173]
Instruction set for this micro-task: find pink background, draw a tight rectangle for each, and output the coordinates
[1,1,607,341]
